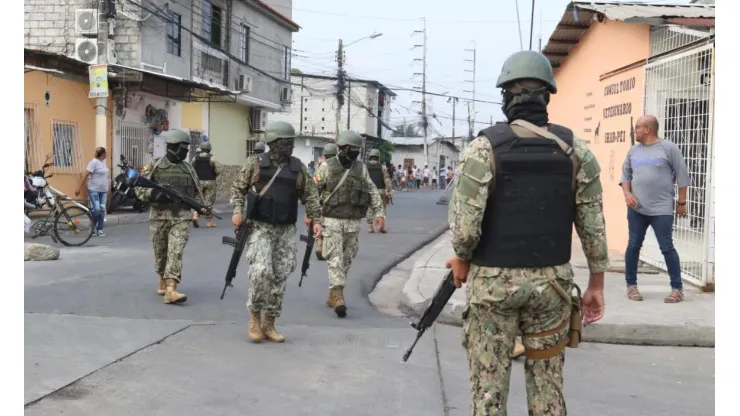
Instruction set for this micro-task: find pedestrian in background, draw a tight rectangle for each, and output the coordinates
[620,115,691,303]
[76,147,109,237]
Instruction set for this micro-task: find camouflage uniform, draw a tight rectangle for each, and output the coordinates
[230,121,322,343]
[192,147,223,227]
[314,136,384,318]
[136,147,204,305]
[365,151,393,233]
[451,130,608,415]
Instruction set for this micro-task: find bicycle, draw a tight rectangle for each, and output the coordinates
[25,155,95,247]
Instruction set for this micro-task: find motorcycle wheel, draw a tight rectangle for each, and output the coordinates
[109,191,126,213]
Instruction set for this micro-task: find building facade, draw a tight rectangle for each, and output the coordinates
[387,137,461,173]
[270,73,396,140]
[24,0,299,198]
[543,1,715,289]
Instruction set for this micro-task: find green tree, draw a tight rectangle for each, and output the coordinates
[378,140,395,164]
[291,68,302,74]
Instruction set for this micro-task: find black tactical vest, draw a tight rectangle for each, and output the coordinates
[366,162,386,189]
[252,153,301,225]
[471,122,576,268]
[193,153,216,180]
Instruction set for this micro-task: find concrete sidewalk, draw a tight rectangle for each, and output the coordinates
[398,231,715,347]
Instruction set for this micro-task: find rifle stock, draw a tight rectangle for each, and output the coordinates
[402,270,457,362]
[133,174,222,219]
[220,192,257,299]
[298,221,315,287]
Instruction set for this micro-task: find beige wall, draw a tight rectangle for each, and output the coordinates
[548,20,650,255]
[208,102,251,166]
[24,69,113,201]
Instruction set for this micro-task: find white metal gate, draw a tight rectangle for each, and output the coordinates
[641,38,715,288]
[120,121,152,170]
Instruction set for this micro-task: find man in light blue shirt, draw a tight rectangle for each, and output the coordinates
[620,115,691,303]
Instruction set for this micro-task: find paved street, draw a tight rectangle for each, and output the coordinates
[24,190,714,415]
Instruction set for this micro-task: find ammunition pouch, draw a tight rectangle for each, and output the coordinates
[523,282,583,360]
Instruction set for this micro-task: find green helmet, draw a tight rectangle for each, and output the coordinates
[200,142,212,151]
[323,143,337,157]
[263,121,296,144]
[254,141,266,152]
[496,50,557,93]
[336,130,363,147]
[164,129,191,145]
[368,149,380,159]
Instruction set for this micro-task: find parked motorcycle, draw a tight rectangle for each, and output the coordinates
[24,155,95,246]
[109,155,148,213]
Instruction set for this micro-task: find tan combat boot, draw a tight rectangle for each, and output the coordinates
[206,219,216,228]
[192,212,200,228]
[261,316,285,343]
[248,310,264,343]
[367,223,374,233]
[332,286,347,318]
[157,276,166,296]
[163,279,187,304]
[379,220,387,234]
[326,288,336,308]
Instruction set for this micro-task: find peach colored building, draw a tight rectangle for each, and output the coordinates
[542,2,715,289]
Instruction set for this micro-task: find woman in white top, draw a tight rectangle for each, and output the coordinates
[76,147,110,236]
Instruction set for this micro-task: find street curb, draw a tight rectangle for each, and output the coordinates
[398,238,716,348]
[360,224,450,298]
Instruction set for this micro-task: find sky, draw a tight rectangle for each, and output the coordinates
[278,0,693,138]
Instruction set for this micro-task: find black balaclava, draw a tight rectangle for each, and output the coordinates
[501,83,550,127]
[166,143,189,163]
[269,138,295,160]
[338,146,360,166]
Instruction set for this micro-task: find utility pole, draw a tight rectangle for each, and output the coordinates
[335,38,346,139]
[95,1,111,150]
[514,0,524,50]
[464,42,477,149]
[529,0,536,50]
[412,18,429,167]
[299,76,304,133]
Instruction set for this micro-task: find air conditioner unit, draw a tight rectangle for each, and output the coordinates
[237,74,252,93]
[280,86,292,103]
[73,38,117,65]
[75,9,115,36]
[250,108,267,132]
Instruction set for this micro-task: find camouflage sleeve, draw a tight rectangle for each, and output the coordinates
[572,136,609,273]
[298,163,323,224]
[382,165,393,195]
[134,159,158,202]
[448,137,494,262]
[313,162,328,198]
[363,165,385,219]
[229,156,259,216]
[211,155,224,176]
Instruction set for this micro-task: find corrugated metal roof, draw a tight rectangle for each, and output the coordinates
[542,1,715,68]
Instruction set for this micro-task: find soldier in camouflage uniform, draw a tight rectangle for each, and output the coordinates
[192,141,223,228]
[253,141,266,155]
[135,129,206,305]
[365,149,393,233]
[446,51,608,415]
[314,130,385,318]
[231,121,322,343]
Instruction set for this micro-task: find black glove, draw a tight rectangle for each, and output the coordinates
[150,188,171,203]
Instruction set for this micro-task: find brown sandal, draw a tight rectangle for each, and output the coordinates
[627,285,643,301]
[664,289,684,303]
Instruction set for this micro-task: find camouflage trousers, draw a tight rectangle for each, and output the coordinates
[322,217,361,288]
[366,191,389,223]
[200,180,217,219]
[245,221,297,317]
[150,219,190,282]
[462,264,573,416]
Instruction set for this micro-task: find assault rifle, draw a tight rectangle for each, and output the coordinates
[298,220,315,287]
[402,270,457,362]
[129,172,222,219]
[220,192,257,299]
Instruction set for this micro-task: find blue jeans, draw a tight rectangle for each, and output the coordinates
[625,208,683,290]
[88,190,107,232]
